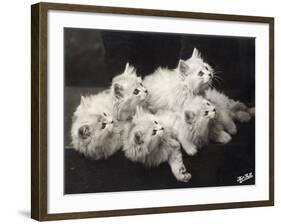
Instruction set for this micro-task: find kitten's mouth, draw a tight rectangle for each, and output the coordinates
[152,127,164,136]
[209,112,216,119]
[204,109,216,119]
[157,127,165,134]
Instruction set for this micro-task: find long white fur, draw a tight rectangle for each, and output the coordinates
[71,63,149,159]
[157,96,231,156]
[143,48,212,112]
[123,107,192,182]
[70,52,253,169]
[204,89,253,132]
[110,63,148,121]
[143,48,254,136]
[71,91,123,159]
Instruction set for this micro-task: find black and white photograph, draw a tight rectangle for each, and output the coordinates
[64,28,255,194]
[1,0,278,222]
[29,2,274,221]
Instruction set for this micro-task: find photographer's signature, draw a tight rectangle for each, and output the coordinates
[237,172,253,183]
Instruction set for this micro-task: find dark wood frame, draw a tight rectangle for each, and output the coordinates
[31,2,274,221]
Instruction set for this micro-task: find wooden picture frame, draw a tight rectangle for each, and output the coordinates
[31,2,274,221]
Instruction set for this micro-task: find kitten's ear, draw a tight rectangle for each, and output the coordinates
[179,60,190,76]
[78,125,91,139]
[191,48,201,58]
[134,131,143,145]
[80,95,85,103]
[124,62,130,72]
[124,62,136,74]
[113,83,124,99]
[184,111,195,125]
[80,95,87,107]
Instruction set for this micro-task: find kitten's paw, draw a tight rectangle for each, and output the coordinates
[179,166,186,173]
[185,146,197,156]
[216,131,232,144]
[169,138,181,149]
[181,172,192,182]
[236,111,251,122]
[176,166,192,182]
[225,121,237,135]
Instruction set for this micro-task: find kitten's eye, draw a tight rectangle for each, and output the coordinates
[103,112,107,116]
[198,71,204,77]
[101,122,106,129]
[140,83,143,87]
[133,88,140,95]
[154,121,158,124]
[206,102,210,106]
[152,129,157,136]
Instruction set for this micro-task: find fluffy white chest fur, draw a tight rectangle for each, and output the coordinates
[143,48,212,112]
[144,68,193,112]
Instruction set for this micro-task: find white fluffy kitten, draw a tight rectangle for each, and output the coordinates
[71,63,148,159]
[123,107,192,182]
[71,92,123,159]
[111,63,148,121]
[157,96,231,157]
[144,48,254,135]
[143,48,213,112]
[204,89,252,135]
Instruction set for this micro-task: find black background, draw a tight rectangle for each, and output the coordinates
[65,28,255,102]
[64,28,255,194]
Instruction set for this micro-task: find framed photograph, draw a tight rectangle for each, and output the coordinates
[31,2,274,221]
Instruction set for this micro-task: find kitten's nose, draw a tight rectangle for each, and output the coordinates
[110,120,114,124]
[160,127,164,131]
[213,108,216,112]
[208,73,212,77]
[144,89,148,94]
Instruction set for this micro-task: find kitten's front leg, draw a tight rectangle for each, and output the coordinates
[168,149,192,182]
[211,130,232,144]
[223,118,237,135]
[218,109,237,135]
[180,137,197,156]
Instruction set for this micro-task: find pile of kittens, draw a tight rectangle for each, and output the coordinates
[71,48,255,182]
